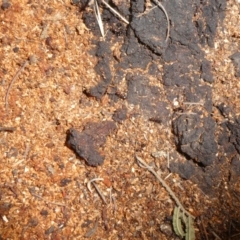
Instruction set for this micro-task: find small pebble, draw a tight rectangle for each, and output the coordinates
[160,223,173,236]
[13,47,19,53]
[1,0,11,10]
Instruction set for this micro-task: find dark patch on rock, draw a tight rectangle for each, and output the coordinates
[192,164,222,195]
[229,155,240,182]
[130,1,168,55]
[196,0,226,47]
[217,121,238,160]
[86,41,112,99]
[226,117,240,154]
[67,121,116,166]
[119,28,152,70]
[82,10,101,36]
[111,0,130,19]
[169,159,196,180]
[126,73,171,123]
[201,59,213,83]
[229,52,240,77]
[217,103,235,118]
[148,101,171,125]
[71,0,89,10]
[173,114,217,166]
[112,106,127,123]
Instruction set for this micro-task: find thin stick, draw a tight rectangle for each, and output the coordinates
[200,216,209,240]
[167,151,170,168]
[152,0,170,42]
[23,143,30,160]
[30,192,66,207]
[5,60,29,111]
[211,231,222,240]
[101,0,129,24]
[92,181,107,204]
[135,155,195,219]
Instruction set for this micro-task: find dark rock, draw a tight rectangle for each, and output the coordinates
[229,52,240,77]
[201,59,213,83]
[60,178,72,187]
[197,0,226,47]
[130,3,168,55]
[126,73,171,123]
[119,28,152,69]
[217,103,234,118]
[67,121,116,166]
[40,209,48,216]
[86,42,112,100]
[226,117,240,154]
[45,225,55,235]
[169,160,196,180]
[173,114,217,166]
[160,223,173,236]
[112,106,127,123]
[230,156,240,182]
[1,0,11,10]
[13,47,19,53]
[28,217,39,227]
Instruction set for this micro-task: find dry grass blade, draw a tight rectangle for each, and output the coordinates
[135,155,195,219]
[87,178,104,192]
[152,0,170,42]
[93,0,105,38]
[101,0,129,24]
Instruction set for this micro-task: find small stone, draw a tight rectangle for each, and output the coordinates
[29,55,38,64]
[60,178,72,187]
[160,223,173,236]
[45,225,55,235]
[1,1,11,10]
[13,47,19,53]
[40,209,48,216]
[45,7,53,14]
[28,217,39,227]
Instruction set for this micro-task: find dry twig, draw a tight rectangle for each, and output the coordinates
[5,60,29,112]
[152,0,170,42]
[101,0,129,24]
[87,178,107,204]
[200,216,209,240]
[30,190,66,207]
[92,181,107,204]
[135,155,195,219]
